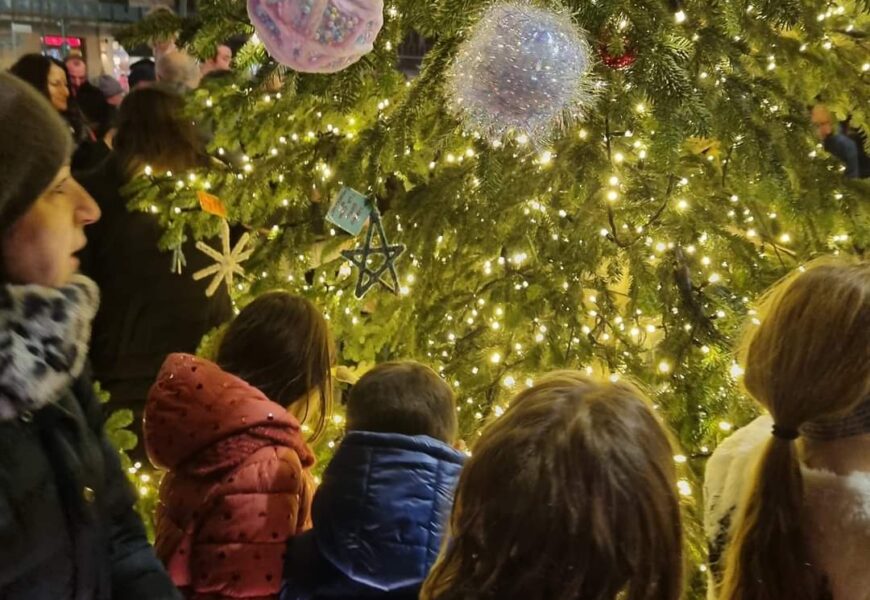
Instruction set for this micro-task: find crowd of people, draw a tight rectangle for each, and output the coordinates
[0,41,868,600]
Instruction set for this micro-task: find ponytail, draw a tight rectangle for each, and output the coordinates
[720,437,825,600]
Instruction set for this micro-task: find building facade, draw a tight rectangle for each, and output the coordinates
[0,0,186,73]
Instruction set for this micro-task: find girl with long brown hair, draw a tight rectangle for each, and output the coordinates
[705,258,870,600]
[421,371,684,600]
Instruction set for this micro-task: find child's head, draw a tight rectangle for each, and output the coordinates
[347,361,458,443]
[216,292,334,440]
[722,258,870,600]
[422,371,683,600]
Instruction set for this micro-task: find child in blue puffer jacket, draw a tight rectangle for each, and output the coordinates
[281,361,465,600]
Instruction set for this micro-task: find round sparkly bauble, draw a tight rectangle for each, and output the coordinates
[247,0,384,74]
[446,2,596,144]
[599,45,636,70]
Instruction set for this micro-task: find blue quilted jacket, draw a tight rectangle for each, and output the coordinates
[281,431,465,600]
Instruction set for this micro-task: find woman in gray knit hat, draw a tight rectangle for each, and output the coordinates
[0,72,180,599]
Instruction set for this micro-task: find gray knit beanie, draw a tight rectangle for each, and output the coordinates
[0,71,72,232]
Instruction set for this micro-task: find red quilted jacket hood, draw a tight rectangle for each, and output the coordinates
[144,353,314,473]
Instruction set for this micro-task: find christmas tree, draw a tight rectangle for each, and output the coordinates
[119,0,869,593]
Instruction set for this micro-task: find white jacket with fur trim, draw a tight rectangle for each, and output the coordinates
[704,415,870,600]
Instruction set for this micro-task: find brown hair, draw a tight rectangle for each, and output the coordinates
[113,85,208,177]
[10,54,60,101]
[216,292,334,441]
[720,258,870,600]
[421,371,683,600]
[347,361,458,443]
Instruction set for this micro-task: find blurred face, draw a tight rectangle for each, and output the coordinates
[2,167,100,287]
[47,64,69,112]
[811,105,834,140]
[66,59,87,91]
[215,45,232,71]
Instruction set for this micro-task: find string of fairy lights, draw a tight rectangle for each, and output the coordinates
[122,4,866,569]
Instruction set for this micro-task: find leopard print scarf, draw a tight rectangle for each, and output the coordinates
[0,275,99,421]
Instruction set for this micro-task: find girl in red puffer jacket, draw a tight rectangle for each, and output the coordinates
[144,292,334,600]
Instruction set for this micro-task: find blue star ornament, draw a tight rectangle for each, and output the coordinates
[341,210,406,298]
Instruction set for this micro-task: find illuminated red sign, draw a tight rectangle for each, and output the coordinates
[42,36,83,48]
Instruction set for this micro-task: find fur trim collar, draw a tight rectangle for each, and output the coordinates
[704,416,870,599]
[0,275,99,421]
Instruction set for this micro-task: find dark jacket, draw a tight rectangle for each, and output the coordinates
[0,370,180,599]
[824,132,860,178]
[281,431,465,600]
[76,157,233,430]
[72,139,111,173]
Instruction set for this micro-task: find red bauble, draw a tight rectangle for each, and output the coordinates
[599,45,637,70]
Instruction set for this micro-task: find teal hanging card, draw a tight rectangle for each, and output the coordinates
[327,187,373,236]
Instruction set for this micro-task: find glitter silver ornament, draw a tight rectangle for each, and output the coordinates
[446,2,596,144]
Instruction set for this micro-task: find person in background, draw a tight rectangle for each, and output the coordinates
[97,74,126,107]
[282,361,466,600]
[843,117,870,179]
[9,53,86,143]
[156,51,201,93]
[129,58,157,90]
[421,372,684,600]
[146,292,334,600]
[200,43,233,78]
[72,83,117,172]
[64,55,89,97]
[0,71,180,600]
[77,85,233,458]
[811,104,861,178]
[705,258,870,600]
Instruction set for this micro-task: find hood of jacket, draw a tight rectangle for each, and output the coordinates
[313,430,465,592]
[144,353,313,474]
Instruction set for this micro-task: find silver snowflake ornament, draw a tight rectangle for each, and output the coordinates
[193,220,254,297]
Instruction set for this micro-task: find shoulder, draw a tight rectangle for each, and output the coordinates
[704,416,771,535]
[221,446,308,495]
[825,133,859,158]
[802,468,870,598]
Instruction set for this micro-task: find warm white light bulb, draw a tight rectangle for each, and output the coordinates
[677,479,692,496]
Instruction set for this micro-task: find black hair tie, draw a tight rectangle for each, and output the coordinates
[771,424,800,441]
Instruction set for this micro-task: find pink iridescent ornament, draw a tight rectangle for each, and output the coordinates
[247,0,384,73]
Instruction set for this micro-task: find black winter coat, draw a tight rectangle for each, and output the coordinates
[0,371,181,599]
[76,157,233,429]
